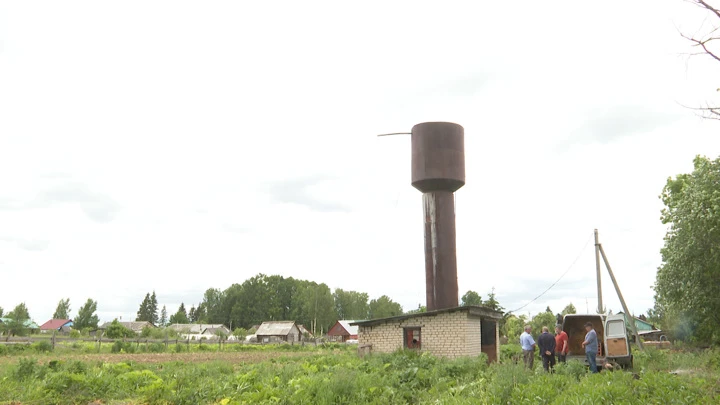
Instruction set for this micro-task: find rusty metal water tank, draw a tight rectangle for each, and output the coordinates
[410,122,465,311]
[411,122,465,193]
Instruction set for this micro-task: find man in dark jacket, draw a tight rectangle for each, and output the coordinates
[537,326,556,372]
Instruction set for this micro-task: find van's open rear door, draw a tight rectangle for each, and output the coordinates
[605,314,632,367]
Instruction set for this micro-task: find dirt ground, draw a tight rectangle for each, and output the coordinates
[0,350,315,365]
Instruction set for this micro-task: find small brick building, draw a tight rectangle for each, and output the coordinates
[351,306,503,361]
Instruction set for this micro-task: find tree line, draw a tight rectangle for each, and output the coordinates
[0,274,407,337]
[0,299,99,338]
[148,274,404,335]
[2,276,513,339]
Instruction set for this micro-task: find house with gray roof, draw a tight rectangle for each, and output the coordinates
[168,323,231,340]
[98,321,155,334]
[255,321,300,343]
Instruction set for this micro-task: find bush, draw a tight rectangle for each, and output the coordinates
[553,359,587,380]
[106,319,134,339]
[111,341,124,353]
[147,342,166,353]
[500,344,523,364]
[149,327,175,340]
[32,340,53,353]
[69,329,81,338]
[111,340,137,354]
[13,357,38,380]
[65,360,87,374]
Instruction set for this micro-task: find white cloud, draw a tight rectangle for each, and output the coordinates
[1,0,719,323]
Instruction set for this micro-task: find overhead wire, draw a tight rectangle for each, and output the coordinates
[506,232,595,314]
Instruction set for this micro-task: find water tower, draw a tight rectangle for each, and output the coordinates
[410,122,465,311]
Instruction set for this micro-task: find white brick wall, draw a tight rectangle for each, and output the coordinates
[357,310,487,359]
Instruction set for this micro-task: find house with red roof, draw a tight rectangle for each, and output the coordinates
[39,319,73,333]
[327,320,360,342]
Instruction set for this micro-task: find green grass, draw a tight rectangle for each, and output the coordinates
[0,346,718,404]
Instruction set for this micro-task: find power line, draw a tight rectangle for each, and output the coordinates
[507,232,594,314]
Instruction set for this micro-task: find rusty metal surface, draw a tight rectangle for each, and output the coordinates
[411,122,465,193]
[423,191,459,311]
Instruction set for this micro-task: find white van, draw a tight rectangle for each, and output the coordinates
[562,313,633,371]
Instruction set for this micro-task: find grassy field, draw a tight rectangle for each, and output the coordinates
[0,342,719,404]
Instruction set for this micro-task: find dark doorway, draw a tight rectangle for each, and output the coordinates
[481,320,497,363]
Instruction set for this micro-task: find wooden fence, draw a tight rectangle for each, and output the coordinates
[0,334,324,351]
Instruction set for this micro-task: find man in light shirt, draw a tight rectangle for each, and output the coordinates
[581,321,599,373]
[520,325,536,369]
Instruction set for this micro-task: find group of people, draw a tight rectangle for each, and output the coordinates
[519,322,598,373]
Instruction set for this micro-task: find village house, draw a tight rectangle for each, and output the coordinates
[98,321,155,335]
[297,324,312,339]
[255,321,301,343]
[168,323,232,340]
[39,319,74,334]
[0,318,40,334]
[327,320,359,342]
[617,311,665,341]
[352,306,503,362]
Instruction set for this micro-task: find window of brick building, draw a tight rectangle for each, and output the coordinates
[404,327,421,349]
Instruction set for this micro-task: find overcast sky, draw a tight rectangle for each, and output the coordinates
[1,1,719,324]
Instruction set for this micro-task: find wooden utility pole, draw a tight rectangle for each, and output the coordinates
[598,244,644,350]
[594,229,603,314]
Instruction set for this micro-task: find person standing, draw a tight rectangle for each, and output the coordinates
[581,321,599,373]
[520,325,536,369]
[555,324,569,363]
[537,326,556,372]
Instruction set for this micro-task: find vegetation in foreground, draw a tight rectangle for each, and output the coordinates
[0,345,719,405]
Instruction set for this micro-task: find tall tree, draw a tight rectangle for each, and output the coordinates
[149,291,159,324]
[188,306,197,323]
[8,303,30,321]
[199,288,225,324]
[460,290,483,306]
[53,298,71,319]
[502,314,527,341]
[369,295,403,319]
[74,299,99,329]
[655,156,720,342]
[333,289,369,320]
[168,303,189,324]
[296,281,336,335]
[679,1,720,119]
[0,307,3,318]
[266,275,297,322]
[136,293,151,322]
[194,303,207,323]
[227,276,270,329]
[530,311,557,336]
[1,303,31,337]
[160,305,168,326]
[561,303,577,315]
[645,306,663,329]
[484,288,504,312]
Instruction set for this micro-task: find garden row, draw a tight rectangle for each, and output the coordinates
[1,346,719,404]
